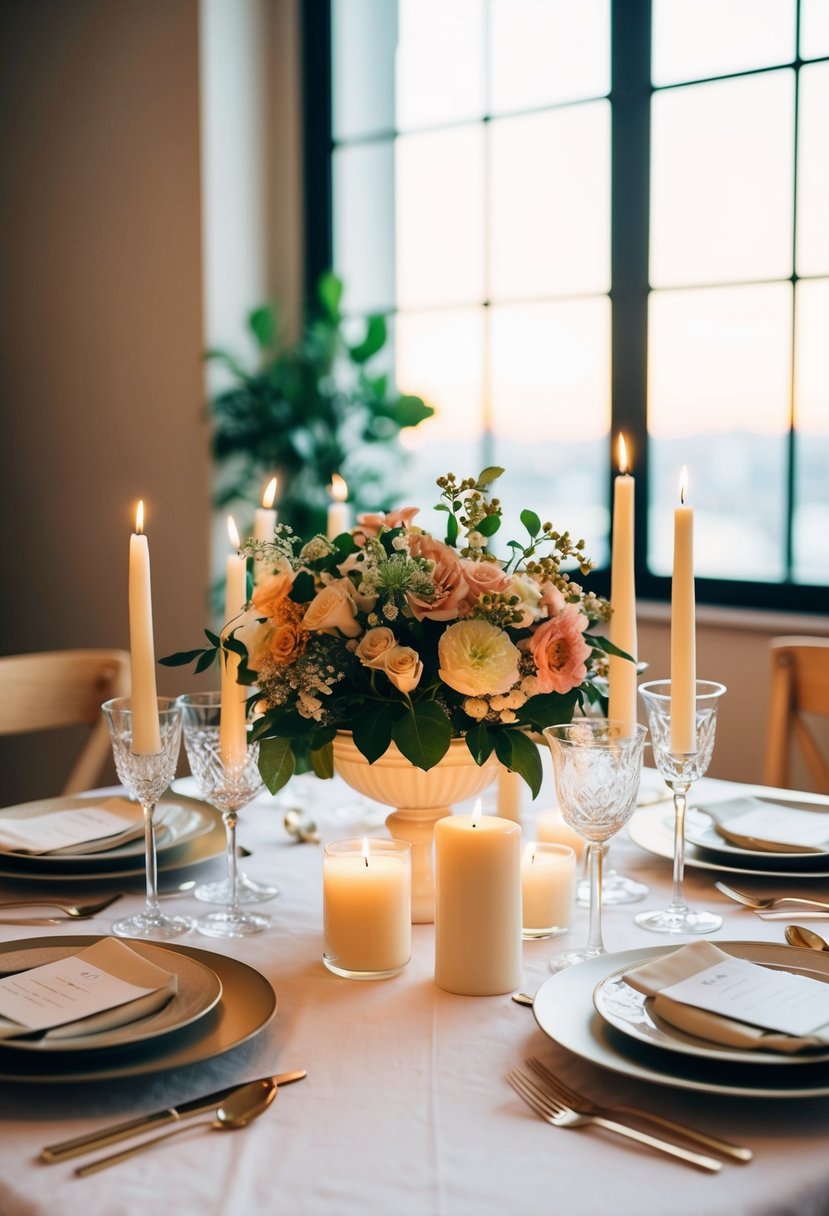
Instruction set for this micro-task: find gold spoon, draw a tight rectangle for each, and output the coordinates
[75,1078,277,1176]
[785,924,829,951]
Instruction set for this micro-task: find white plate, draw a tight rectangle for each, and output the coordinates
[686,797,829,862]
[629,804,829,879]
[533,944,829,1098]
[592,940,829,1066]
[0,792,216,869]
[0,940,222,1053]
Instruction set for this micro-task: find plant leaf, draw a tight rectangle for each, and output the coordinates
[248,304,277,351]
[159,647,208,668]
[258,737,295,794]
[352,702,395,763]
[464,722,494,765]
[520,509,541,538]
[585,633,634,662]
[310,740,334,780]
[194,649,218,674]
[496,729,543,798]
[392,702,452,771]
[446,511,459,546]
[317,271,343,322]
[349,315,386,364]
[516,689,580,731]
[476,513,500,537]
[476,466,505,488]
[388,394,434,428]
[290,570,316,603]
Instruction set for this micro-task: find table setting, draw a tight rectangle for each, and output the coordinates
[2,464,829,1216]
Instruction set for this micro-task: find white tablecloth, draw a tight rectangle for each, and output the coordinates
[2,761,829,1216]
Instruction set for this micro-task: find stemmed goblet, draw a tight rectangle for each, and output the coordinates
[635,680,727,934]
[543,719,646,971]
[178,692,271,937]
[101,697,190,939]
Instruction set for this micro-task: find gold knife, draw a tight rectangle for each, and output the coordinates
[40,1070,306,1162]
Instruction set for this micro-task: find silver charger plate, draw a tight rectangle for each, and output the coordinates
[0,936,277,1082]
[629,804,829,879]
[593,940,829,1067]
[533,944,829,1098]
[0,939,222,1053]
[685,796,829,861]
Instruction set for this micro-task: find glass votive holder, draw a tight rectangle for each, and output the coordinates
[323,838,412,980]
[521,842,576,940]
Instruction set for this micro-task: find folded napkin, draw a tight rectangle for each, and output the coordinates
[700,797,829,854]
[0,938,177,1041]
[0,798,145,856]
[624,941,829,1054]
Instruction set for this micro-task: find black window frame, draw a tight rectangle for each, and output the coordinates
[301,0,829,615]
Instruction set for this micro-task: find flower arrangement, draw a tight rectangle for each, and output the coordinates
[164,469,625,797]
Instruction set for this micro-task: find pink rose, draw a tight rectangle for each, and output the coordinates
[528,607,590,694]
[356,506,420,538]
[406,534,469,622]
[540,580,567,619]
[457,558,512,614]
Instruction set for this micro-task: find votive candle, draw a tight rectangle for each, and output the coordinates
[323,838,411,978]
[535,808,587,861]
[521,842,576,938]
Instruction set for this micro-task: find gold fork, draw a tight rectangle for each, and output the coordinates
[526,1057,752,1163]
[507,1069,722,1172]
[0,894,121,919]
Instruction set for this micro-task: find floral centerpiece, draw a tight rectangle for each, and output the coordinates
[164,470,624,799]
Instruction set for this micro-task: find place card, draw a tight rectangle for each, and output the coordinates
[0,938,177,1039]
[0,798,142,855]
[660,957,829,1038]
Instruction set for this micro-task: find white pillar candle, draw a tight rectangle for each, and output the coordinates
[128,501,161,755]
[434,805,522,996]
[521,842,576,937]
[670,467,696,754]
[535,808,587,861]
[497,766,522,823]
[220,515,248,771]
[326,473,350,539]
[323,838,411,977]
[252,476,278,543]
[608,433,638,734]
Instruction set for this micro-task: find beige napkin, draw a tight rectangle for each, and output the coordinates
[624,941,829,1054]
[0,938,177,1041]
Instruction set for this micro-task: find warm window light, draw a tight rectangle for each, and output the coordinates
[227,515,241,550]
[471,797,482,829]
[329,473,348,502]
[262,476,278,510]
[679,466,689,506]
[362,837,370,868]
[135,500,145,534]
[617,433,629,475]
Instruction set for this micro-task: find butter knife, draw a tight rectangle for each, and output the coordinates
[40,1069,306,1162]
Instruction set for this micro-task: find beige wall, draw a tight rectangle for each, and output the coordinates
[0,0,210,803]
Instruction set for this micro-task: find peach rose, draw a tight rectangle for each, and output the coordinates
[265,622,307,666]
[438,619,521,697]
[356,626,398,669]
[251,571,294,620]
[457,558,512,614]
[528,607,590,694]
[407,534,469,622]
[356,506,420,538]
[382,645,423,693]
[302,580,361,638]
[539,580,567,619]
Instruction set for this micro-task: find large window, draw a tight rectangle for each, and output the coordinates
[305,0,829,612]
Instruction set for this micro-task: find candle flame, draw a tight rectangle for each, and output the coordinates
[329,473,348,503]
[617,433,629,475]
[471,797,482,829]
[362,836,370,867]
[227,515,241,549]
[262,476,278,509]
[135,500,145,534]
[679,466,689,506]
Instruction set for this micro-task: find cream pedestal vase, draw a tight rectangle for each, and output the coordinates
[332,733,500,923]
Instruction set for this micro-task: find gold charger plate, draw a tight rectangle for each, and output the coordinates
[0,940,222,1054]
[0,936,276,1082]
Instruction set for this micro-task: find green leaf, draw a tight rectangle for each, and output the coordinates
[204,629,221,648]
[446,511,459,546]
[496,729,543,798]
[516,690,580,731]
[476,513,501,537]
[476,466,505,488]
[317,271,343,322]
[258,737,296,794]
[310,740,334,780]
[349,315,386,364]
[248,304,276,350]
[464,722,494,765]
[194,649,218,674]
[388,394,434,429]
[159,647,208,668]
[585,633,634,662]
[352,703,395,763]
[290,570,316,603]
[203,348,249,380]
[520,509,541,538]
[392,702,452,771]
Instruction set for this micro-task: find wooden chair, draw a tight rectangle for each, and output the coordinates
[764,636,829,794]
[0,650,131,795]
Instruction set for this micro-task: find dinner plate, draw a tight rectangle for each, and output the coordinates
[533,944,829,1098]
[629,804,829,879]
[592,940,829,1066]
[0,940,221,1054]
[685,797,829,863]
[0,936,276,1082]
[0,792,216,869]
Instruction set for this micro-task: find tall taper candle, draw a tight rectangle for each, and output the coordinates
[671,468,696,753]
[608,434,638,734]
[252,476,278,543]
[128,501,161,755]
[220,515,248,770]
[326,473,350,539]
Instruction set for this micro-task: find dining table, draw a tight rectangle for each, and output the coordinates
[1,754,829,1216]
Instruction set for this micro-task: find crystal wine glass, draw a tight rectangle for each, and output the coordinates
[178,692,271,937]
[102,697,190,939]
[635,680,727,935]
[543,719,646,971]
